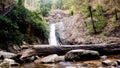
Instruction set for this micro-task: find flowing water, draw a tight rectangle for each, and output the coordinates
[49,22,65,45]
[49,24,58,45]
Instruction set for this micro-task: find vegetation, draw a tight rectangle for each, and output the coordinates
[0,3,49,50]
[86,5,106,34]
[39,0,52,16]
[1,0,120,50]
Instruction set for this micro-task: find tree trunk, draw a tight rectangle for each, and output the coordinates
[115,8,118,20]
[20,43,120,59]
[88,6,97,34]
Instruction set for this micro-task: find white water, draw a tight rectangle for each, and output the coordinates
[49,24,58,45]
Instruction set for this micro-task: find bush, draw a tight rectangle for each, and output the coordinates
[0,16,23,49]
[0,5,49,50]
[86,5,106,34]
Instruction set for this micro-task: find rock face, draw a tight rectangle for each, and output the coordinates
[65,49,100,61]
[34,54,59,63]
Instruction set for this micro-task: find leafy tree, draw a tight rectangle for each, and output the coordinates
[0,16,23,50]
[39,0,52,16]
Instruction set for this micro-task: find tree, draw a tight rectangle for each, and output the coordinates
[18,0,24,5]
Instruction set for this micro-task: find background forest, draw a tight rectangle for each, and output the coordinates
[0,0,120,50]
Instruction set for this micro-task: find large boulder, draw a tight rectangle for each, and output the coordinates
[65,49,100,61]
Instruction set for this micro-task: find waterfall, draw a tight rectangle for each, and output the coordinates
[49,24,58,45]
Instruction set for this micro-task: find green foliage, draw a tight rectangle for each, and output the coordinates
[70,10,74,16]
[40,7,50,17]
[0,16,24,49]
[39,0,52,17]
[86,5,106,34]
[63,0,89,13]
[52,0,63,9]
[0,5,49,50]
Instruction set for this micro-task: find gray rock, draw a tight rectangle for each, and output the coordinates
[100,55,107,59]
[102,60,113,66]
[34,54,58,63]
[3,58,19,66]
[65,49,100,61]
[110,66,116,68]
[112,62,118,67]
[30,55,40,61]
[97,66,105,68]
[0,51,17,59]
[54,56,65,62]
[117,66,120,68]
[116,60,120,65]
[0,61,11,68]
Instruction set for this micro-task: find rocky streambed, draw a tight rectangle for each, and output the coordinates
[12,54,120,68]
[0,48,120,68]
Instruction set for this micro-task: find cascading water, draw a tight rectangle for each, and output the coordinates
[49,24,58,45]
[49,22,65,45]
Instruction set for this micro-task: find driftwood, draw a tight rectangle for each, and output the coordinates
[20,43,120,59]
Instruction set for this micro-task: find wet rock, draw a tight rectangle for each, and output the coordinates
[65,66,76,68]
[0,51,17,59]
[65,49,100,61]
[117,66,120,68]
[102,60,113,66]
[112,62,118,67]
[30,55,40,61]
[34,54,58,63]
[110,66,116,68]
[59,62,72,66]
[3,58,19,66]
[100,55,107,59]
[0,61,11,68]
[116,60,120,65]
[97,66,105,68]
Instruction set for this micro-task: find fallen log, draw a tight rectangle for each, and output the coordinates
[20,43,120,59]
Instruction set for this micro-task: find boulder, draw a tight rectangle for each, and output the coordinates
[34,54,58,63]
[102,60,113,66]
[116,60,120,65]
[20,49,36,60]
[0,61,11,68]
[100,55,107,59]
[65,49,100,61]
[0,51,17,59]
[3,58,19,66]
[54,56,65,62]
